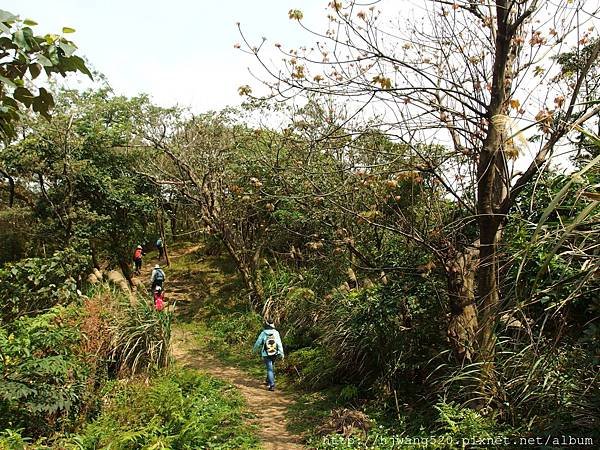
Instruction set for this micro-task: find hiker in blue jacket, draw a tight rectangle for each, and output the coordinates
[253,320,284,391]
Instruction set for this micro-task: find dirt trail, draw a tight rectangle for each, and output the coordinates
[135,245,305,450]
[172,328,304,450]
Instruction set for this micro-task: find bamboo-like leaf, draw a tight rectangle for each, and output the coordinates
[515,147,600,287]
[533,200,599,288]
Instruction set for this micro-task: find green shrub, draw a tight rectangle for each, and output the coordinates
[495,339,599,436]
[0,282,175,443]
[0,247,90,323]
[319,280,445,390]
[339,385,360,403]
[434,401,503,442]
[0,305,88,437]
[281,347,337,388]
[59,369,260,449]
[210,311,262,346]
[307,402,510,450]
[439,337,600,439]
[0,208,30,265]
[0,428,30,450]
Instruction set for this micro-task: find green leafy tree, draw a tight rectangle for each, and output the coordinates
[1,89,157,279]
[0,305,87,437]
[0,247,89,323]
[0,9,91,139]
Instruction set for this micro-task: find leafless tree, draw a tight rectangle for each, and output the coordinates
[240,0,600,397]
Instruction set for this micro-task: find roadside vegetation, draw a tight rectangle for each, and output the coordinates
[1,2,599,449]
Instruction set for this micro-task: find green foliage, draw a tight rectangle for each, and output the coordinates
[60,369,260,449]
[338,385,360,403]
[260,263,345,352]
[0,275,180,443]
[1,89,159,266]
[0,246,90,322]
[434,401,501,442]
[110,297,172,375]
[0,9,91,138]
[495,340,599,435]
[307,402,508,450]
[555,39,600,80]
[494,155,599,435]
[0,280,177,442]
[0,305,87,437]
[282,347,336,388]
[320,279,445,389]
[0,428,30,449]
[0,207,30,264]
[210,311,262,346]
[439,337,600,439]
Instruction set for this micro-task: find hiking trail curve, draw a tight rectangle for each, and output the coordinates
[135,245,305,450]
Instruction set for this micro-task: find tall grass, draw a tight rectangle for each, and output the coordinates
[434,336,599,437]
[110,298,172,375]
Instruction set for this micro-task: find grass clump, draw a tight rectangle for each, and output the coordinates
[210,311,262,347]
[110,296,172,375]
[59,368,260,449]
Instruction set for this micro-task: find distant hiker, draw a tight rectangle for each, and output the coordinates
[153,286,165,311]
[252,320,284,391]
[150,264,165,291]
[156,237,164,260]
[133,245,144,275]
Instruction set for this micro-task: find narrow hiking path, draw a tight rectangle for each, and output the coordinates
[134,245,305,450]
[172,328,304,450]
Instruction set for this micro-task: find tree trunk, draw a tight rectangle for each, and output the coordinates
[446,245,479,363]
[474,2,514,398]
[90,240,100,269]
[476,222,502,397]
[157,208,171,267]
[162,236,171,267]
[243,267,265,309]
[6,175,14,207]
[218,232,264,308]
[0,169,15,207]
[118,257,134,287]
[232,254,264,309]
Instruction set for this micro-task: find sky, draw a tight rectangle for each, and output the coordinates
[4,1,594,176]
[3,0,338,112]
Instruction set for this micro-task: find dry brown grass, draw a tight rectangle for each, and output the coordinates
[316,408,372,437]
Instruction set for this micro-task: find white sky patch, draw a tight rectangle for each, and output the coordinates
[4,0,597,181]
[3,0,337,111]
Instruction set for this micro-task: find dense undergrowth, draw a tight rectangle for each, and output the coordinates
[1,368,258,450]
[175,240,599,448]
[63,369,258,450]
[0,251,176,447]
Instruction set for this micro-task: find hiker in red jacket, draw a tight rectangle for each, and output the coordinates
[153,286,165,311]
[133,245,144,275]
